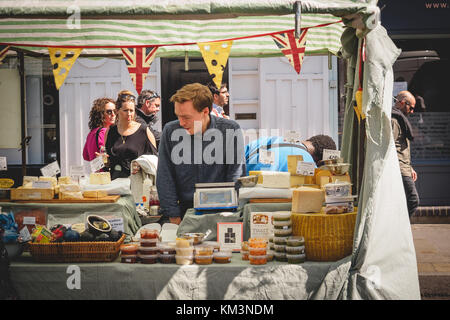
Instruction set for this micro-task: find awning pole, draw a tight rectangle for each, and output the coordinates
[295,1,302,39]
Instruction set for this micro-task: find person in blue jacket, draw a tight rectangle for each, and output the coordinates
[245,134,337,174]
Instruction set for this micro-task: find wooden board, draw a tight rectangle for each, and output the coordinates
[249,198,292,203]
[10,195,121,203]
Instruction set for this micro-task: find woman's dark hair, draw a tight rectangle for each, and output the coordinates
[88,97,115,130]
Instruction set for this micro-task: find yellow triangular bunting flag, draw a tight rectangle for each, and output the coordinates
[48,48,82,90]
[198,40,233,89]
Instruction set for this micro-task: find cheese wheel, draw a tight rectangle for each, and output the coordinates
[89,172,111,185]
[291,186,324,213]
[261,171,290,189]
[287,155,304,175]
[291,211,357,261]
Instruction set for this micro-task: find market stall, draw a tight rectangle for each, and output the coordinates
[0,0,420,300]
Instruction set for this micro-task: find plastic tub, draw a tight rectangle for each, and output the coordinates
[286,236,305,247]
[194,245,214,256]
[249,255,267,265]
[286,253,306,264]
[176,238,194,248]
[249,247,266,256]
[159,254,176,264]
[248,238,267,248]
[274,252,287,262]
[285,245,305,254]
[273,227,292,237]
[274,244,286,252]
[158,243,176,255]
[120,244,138,255]
[213,250,232,264]
[273,220,292,227]
[140,238,158,247]
[139,254,158,264]
[241,241,249,251]
[194,255,213,265]
[138,246,159,255]
[272,211,291,221]
[203,241,220,252]
[273,236,288,245]
[241,250,249,260]
[121,254,138,263]
[324,182,352,197]
[140,229,159,239]
[176,247,194,256]
[182,232,205,245]
[267,250,275,262]
[268,242,275,250]
[175,255,194,265]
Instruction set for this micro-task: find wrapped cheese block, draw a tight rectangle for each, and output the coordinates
[291,211,357,261]
[59,191,84,200]
[261,171,290,189]
[291,186,325,213]
[58,176,73,185]
[39,176,57,187]
[89,172,111,185]
[59,183,81,193]
[83,190,108,198]
[23,176,38,186]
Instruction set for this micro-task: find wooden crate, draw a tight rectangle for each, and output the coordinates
[10,187,54,200]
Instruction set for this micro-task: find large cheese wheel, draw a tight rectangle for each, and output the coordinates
[291,187,324,213]
[291,211,357,261]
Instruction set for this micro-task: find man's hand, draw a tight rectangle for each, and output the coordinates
[169,217,182,225]
[131,162,141,175]
[411,168,418,182]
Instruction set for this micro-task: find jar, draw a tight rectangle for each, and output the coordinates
[139,254,158,264]
[241,241,249,251]
[286,253,306,264]
[274,244,286,252]
[138,246,159,255]
[286,236,305,247]
[140,229,159,239]
[194,255,213,265]
[121,254,137,263]
[176,247,194,256]
[176,255,194,265]
[274,251,287,262]
[120,244,138,255]
[140,238,158,247]
[249,247,266,256]
[285,245,305,254]
[194,245,214,256]
[213,249,232,264]
[159,254,176,264]
[241,250,249,260]
[149,186,160,206]
[249,255,267,265]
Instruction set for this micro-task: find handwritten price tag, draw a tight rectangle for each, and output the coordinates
[284,130,301,143]
[322,149,341,161]
[40,161,60,177]
[296,161,315,176]
[70,165,85,177]
[90,156,105,173]
[259,149,275,165]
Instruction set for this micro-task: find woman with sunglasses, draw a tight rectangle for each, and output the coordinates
[104,90,157,180]
[83,97,116,161]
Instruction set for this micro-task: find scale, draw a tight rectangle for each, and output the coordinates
[193,182,238,215]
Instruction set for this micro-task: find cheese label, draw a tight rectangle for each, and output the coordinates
[323,149,341,161]
[0,156,6,171]
[296,161,315,176]
[40,161,60,177]
[198,40,233,89]
[48,48,82,90]
[32,181,52,189]
[259,149,275,165]
[283,130,301,143]
[90,156,105,173]
[70,165,85,177]
[250,212,273,239]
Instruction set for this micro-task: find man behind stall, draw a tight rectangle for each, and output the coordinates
[136,89,162,147]
[156,83,245,224]
[207,82,230,119]
[245,134,337,174]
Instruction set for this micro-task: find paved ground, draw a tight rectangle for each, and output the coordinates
[411,224,450,300]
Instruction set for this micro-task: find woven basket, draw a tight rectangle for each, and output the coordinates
[28,234,125,263]
[291,212,357,262]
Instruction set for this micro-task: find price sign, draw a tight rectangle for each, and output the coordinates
[259,149,275,165]
[296,161,315,176]
[0,157,7,171]
[322,149,341,161]
[284,130,301,143]
[40,161,60,177]
[90,156,105,173]
[70,165,85,177]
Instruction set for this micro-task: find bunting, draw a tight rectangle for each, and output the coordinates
[0,45,11,64]
[198,40,233,89]
[121,47,158,95]
[48,48,82,89]
[271,29,308,74]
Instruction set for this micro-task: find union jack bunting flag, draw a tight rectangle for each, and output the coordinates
[121,47,158,95]
[0,45,10,64]
[271,29,308,74]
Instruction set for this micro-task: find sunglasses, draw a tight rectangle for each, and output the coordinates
[145,92,160,102]
[120,93,136,101]
[104,109,115,115]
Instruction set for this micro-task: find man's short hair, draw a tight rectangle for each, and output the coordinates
[170,83,213,113]
[307,134,337,163]
[137,89,159,108]
[207,82,227,96]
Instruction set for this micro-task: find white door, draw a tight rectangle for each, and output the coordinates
[59,57,161,176]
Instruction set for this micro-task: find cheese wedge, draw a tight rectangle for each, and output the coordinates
[249,171,263,184]
[58,176,73,185]
[261,171,290,189]
[89,172,111,185]
[331,173,351,184]
[59,183,81,193]
[287,155,304,175]
[292,186,325,213]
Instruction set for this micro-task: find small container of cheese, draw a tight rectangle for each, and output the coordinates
[273,227,292,237]
[272,211,292,221]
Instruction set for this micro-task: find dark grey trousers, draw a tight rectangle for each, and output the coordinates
[402,175,420,217]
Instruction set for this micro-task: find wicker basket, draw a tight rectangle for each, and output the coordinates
[291,212,357,262]
[28,234,126,263]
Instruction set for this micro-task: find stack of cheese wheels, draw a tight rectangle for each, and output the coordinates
[272,211,292,262]
[291,211,357,261]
